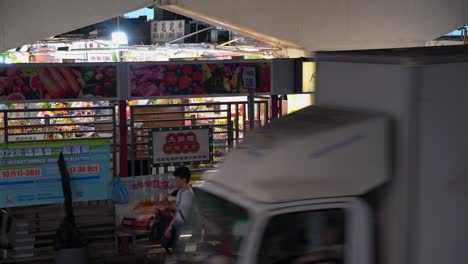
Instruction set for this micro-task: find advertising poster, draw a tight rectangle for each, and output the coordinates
[130,62,271,97]
[0,139,112,207]
[0,64,118,102]
[115,175,176,232]
[150,126,213,167]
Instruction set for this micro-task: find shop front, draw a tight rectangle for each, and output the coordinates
[0,58,307,263]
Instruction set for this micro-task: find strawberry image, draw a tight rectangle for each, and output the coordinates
[149,88,163,96]
[105,68,116,78]
[193,85,203,95]
[182,65,193,75]
[179,75,192,90]
[94,85,103,96]
[167,64,178,71]
[164,71,178,86]
[5,68,21,77]
[0,77,7,95]
[21,85,31,95]
[192,70,203,82]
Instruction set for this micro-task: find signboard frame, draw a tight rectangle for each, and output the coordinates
[151,20,185,43]
[0,59,297,102]
[149,125,214,167]
[0,139,112,208]
[127,59,272,99]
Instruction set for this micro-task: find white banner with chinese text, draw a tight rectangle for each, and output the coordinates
[151,20,185,43]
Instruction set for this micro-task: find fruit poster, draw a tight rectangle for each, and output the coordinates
[150,126,213,166]
[129,61,271,97]
[0,64,118,102]
[0,139,112,207]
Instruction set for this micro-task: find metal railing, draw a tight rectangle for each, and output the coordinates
[128,99,269,176]
[0,106,118,178]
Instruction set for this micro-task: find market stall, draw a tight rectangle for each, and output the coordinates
[0,58,302,262]
[0,63,122,263]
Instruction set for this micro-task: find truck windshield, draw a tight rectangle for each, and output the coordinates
[166,188,250,264]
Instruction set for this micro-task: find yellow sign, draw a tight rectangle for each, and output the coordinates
[302,61,316,93]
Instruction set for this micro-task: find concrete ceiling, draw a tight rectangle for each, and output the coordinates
[158,0,468,54]
[0,0,153,52]
[1,0,467,54]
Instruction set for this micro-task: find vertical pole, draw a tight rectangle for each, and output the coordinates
[271,95,279,120]
[462,28,468,45]
[279,96,283,118]
[3,111,8,144]
[130,108,136,177]
[248,89,255,130]
[227,104,233,149]
[235,104,239,145]
[256,102,261,125]
[118,100,128,177]
[112,106,118,178]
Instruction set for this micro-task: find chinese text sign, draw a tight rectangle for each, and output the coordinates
[0,139,112,207]
[151,126,213,166]
[151,20,185,43]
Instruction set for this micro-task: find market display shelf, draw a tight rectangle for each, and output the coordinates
[132,124,228,131]
[7,121,112,129]
[5,114,114,121]
[133,117,228,126]
[135,109,229,116]
[8,128,114,137]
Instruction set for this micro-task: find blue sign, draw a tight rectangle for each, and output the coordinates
[0,139,112,207]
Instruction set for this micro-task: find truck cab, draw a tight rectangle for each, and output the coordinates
[166,106,388,264]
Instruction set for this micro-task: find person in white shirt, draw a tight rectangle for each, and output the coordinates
[165,166,194,239]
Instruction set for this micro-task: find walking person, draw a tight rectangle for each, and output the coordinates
[164,166,194,252]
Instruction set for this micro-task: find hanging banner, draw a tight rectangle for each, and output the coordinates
[87,52,116,63]
[150,126,213,167]
[115,174,176,232]
[0,64,119,102]
[151,20,185,43]
[129,61,271,98]
[0,139,112,207]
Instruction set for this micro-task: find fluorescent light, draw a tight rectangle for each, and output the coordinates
[179,234,192,238]
[112,32,128,46]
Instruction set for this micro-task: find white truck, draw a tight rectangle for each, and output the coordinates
[166,46,468,264]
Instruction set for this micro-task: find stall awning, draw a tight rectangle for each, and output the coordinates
[0,0,153,52]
